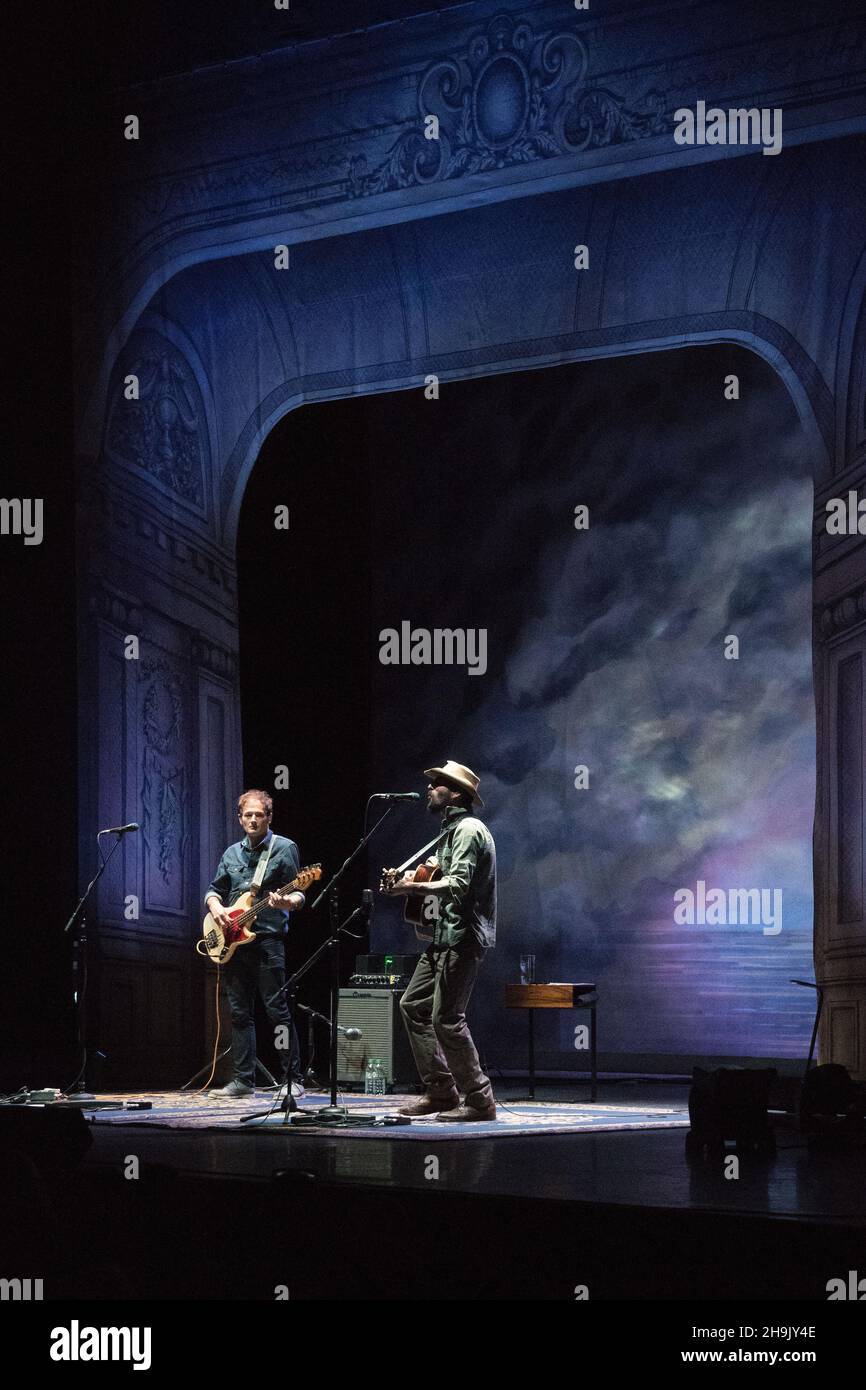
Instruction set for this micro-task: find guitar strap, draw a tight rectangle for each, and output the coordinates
[250,832,278,895]
[391,826,462,947]
[394,828,452,876]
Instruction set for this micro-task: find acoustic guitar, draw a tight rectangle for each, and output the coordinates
[380,859,440,928]
[196,864,322,964]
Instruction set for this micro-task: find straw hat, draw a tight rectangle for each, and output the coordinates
[423,760,483,807]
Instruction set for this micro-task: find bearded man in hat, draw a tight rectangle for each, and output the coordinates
[382,760,497,1121]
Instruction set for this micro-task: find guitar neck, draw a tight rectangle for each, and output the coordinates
[233,881,297,930]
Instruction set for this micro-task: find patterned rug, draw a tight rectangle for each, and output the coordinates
[80,1090,690,1140]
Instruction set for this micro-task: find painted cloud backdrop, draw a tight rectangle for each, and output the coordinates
[369,347,814,1061]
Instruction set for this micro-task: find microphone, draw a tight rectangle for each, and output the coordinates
[370,792,421,801]
[362,888,374,918]
[343,1027,363,1041]
[98,823,140,835]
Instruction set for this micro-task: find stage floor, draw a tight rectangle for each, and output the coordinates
[76,1080,865,1225]
[8,1079,864,1300]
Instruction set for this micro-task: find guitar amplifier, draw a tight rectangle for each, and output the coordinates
[356,953,419,977]
[337,988,416,1089]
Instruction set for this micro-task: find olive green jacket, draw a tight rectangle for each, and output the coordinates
[432,806,497,950]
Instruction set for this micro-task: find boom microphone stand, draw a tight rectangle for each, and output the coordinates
[239,893,372,1126]
[241,805,396,1128]
[301,1003,324,1089]
[61,826,132,1098]
[180,1045,279,1092]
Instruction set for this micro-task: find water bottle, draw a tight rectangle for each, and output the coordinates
[369,1059,387,1096]
[364,1058,377,1095]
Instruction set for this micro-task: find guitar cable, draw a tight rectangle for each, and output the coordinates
[190,963,223,1095]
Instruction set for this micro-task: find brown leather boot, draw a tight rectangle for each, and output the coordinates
[438,1093,497,1122]
[397,1091,460,1116]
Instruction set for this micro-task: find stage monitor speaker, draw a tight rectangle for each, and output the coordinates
[685,1066,777,1159]
[337,988,416,1089]
[0,1105,92,1172]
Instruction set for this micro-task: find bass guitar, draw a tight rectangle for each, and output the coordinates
[196,864,322,964]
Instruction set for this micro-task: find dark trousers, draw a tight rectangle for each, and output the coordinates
[223,936,301,1087]
[399,943,493,1104]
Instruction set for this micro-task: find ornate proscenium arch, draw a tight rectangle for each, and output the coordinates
[74,0,866,1085]
[77,0,866,450]
[219,312,834,546]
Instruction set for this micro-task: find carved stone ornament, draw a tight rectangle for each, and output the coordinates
[817,585,866,639]
[348,11,667,197]
[140,660,187,888]
[106,328,207,509]
[142,670,183,757]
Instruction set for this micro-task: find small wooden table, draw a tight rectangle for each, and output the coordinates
[505,983,598,1100]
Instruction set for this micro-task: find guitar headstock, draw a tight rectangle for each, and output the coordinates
[267,865,322,908]
[294,864,322,891]
[380,868,399,893]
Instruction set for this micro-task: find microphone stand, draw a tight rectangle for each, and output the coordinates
[241,806,395,1128]
[239,898,370,1126]
[180,1046,279,1092]
[60,829,128,1099]
[301,1004,323,1089]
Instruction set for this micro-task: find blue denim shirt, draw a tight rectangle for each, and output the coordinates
[206,830,301,936]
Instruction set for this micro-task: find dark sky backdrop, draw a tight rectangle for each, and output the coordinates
[240,343,815,1067]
